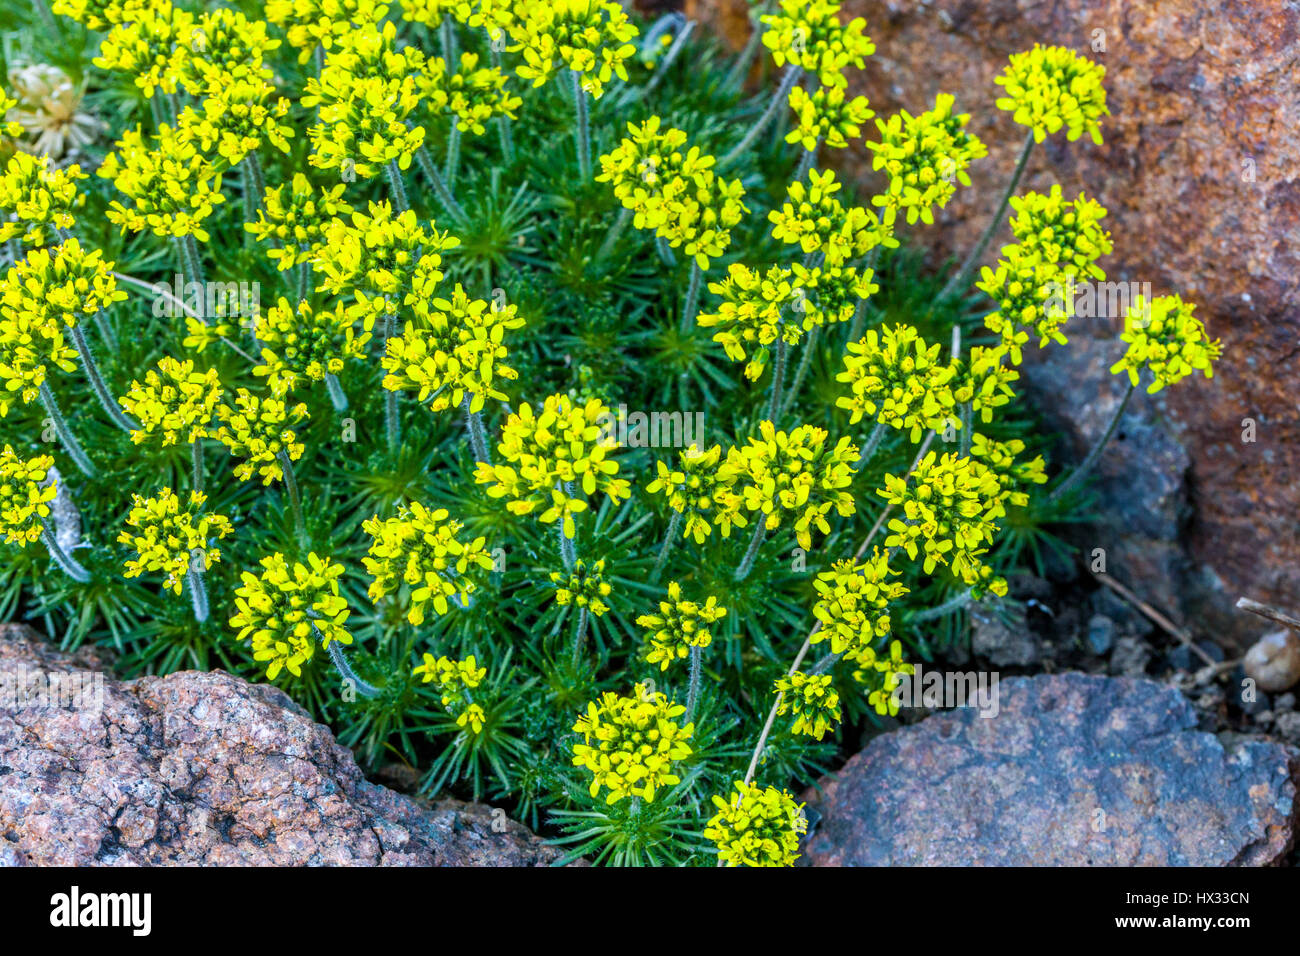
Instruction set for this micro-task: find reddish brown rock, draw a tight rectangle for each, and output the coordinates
[802,672,1299,866]
[0,625,559,866]
[686,0,1300,646]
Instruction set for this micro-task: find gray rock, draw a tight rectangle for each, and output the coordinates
[803,672,1299,866]
[0,625,562,866]
[1085,614,1115,656]
[1109,634,1152,677]
[970,602,1040,667]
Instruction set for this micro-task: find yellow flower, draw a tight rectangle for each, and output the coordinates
[774,670,840,740]
[99,125,226,241]
[214,388,308,484]
[790,262,878,326]
[254,298,369,395]
[760,0,874,88]
[1110,294,1221,393]
[413,652,487,734]
[118,355,224,446]
[92,1,194,99]
[949,345,1019,425]
[811,551,908,657]
[768,170,894,267]
[0,446,56,546]
[697,263,802,382]
[786,83,873,150]
[0,284,77,417]
[117,488,233,594]
[421,52,521,135]
[705,781,807,867]
[176,77,294,168]
[877,451,1008,597]
[363,502,492,625]
[175,8,280,93]
[303,21,427,178]
[381,284,524,413]
[1,238,126,330]
[644,444,748,542]
[314,202,460,331]
[0,89,20,137]
[245,173,354,271]
[867,93,986,226]
[265,0,390,63]
[571,683,693,804]
[977,248,1072,364]
[473,394,630,539]
[230,551,351,680]
[596,116,746,269]
[1006,185,1112,280]
[51,0,150,31]
[509,0,639,99]
[638,581,727,671]
[835,325,957,441]
[864,640,915,715]
[0,150,86,246]
[550,558,612,617]
[996,44,1108,145]
[720,420,857,550]
[969,433,1047,508]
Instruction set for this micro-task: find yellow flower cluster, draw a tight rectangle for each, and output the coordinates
[176,7,280,93]
[868,94,987,226]
[215,389,308,484]
[996,44,1108,145]
[571,683,693,804]
[315,202,459,331]
[774,670,840,740]
[509,0,639,98]
[786,84,873,151]
[791,262,879,327]
[118,489,233,594]
[422,53,521,135]
[119,356,224,447]
[99,125,226,241]
[0,288,77,417]
[177,77,294,167]
[637,581,727,671]
[863,640,914,716]
[878,451,1008,597]
[644,444,748,542]
[1111,294,1221,393]
[92,1,193,99]
[254,298,369,395]
[474,394,630,538]
[597,117,747,269]
[977,247,1072,364]
[697,263,802,382]
[381,284,524,414]
[265,0,389,63]
[760,0,874,88]
[721,421,858,550]
[836,324,958,441]
[969,434,1047,508]
[550,558,612,616]
[363,503,493,625]
[245,174,354,271]
[705,781,807,867]
[3,239,126,330]
[413,653,487,734]
[51,0,149,32]
[0,151,86,246]
[230,552,352,680]
[768,170,895,267]
[950,346,1019,424]
[303,21,427,177]
[810,551,908,659]
[0,90,19,137]
[0,446,56,546]
[1007,185,1112,281]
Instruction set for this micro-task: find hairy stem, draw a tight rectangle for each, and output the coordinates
[571,70,591,180]
[649,509,683,584]
[854,420,888,469]
[463,394,490,464]
[939,130,1035,302]
[721,65,802,167]
[385,159,410,213]
[680,261,703,331]
[38,383,95,477]
[569,608,590,668]
[187,567,210,623]
[780,326,818,416]
[327,639,381,698]
[445,124,461,190]
[766,336,787,422]
[324,372,348,412]
[685,644,703,724]
[1048,381,1137,502]
[597,206,632,260]
[277,451,306,545]
[793,140,820,181]
[41,520,90,584]
[415,143,468,224]
[383,313,400,454]
[733,522,766,582]
[68,323,137,433]
[191,439,204,493]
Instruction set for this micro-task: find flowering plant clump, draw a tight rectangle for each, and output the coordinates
[705,782,807,867]
[0,2,1224,867]
[571,683,694,803]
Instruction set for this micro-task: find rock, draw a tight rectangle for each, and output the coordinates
[970,601,1039,667]
[1277,693,1297,712]
[686,0,1300,647]
[1085,614,1115,656]
[1275,713,1300,747]
[802,672,1299,866]
[0,625,561,866]
[1243,630,1300,693]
